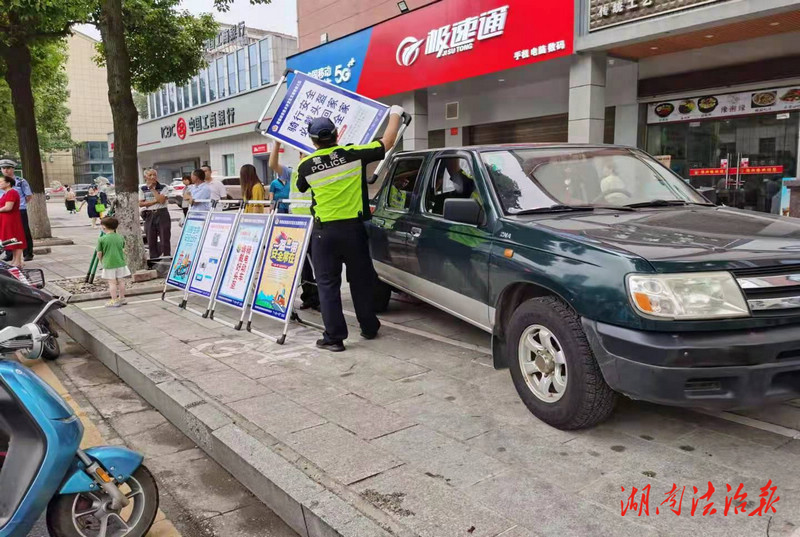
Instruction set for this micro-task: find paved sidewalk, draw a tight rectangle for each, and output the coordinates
[54,291,800,537]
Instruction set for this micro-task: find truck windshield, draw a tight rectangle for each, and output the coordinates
[481,147,709,214]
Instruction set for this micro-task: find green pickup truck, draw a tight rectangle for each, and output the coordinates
[367,144,800,430]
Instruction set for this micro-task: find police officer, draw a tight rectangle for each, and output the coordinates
[296,106,404,352]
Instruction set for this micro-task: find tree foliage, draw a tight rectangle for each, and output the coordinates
[0,40,73,156]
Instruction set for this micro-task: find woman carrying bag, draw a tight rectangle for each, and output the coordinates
[79,186,108,228]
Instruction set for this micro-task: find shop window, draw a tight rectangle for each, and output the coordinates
[223,154,235,177]
[248,44,259,89]
[383,158,423,212]
[199,70,208,104]
[227,54,237,95]
[259,38,271,85]
[237,48,247,92]
[216,58,227,98]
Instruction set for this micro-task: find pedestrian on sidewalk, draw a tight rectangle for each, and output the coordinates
[65,186,77,214]
[139,168,171,260]
[0,174,27,268]
[79,186,107,228]
[180,174,192,218]
[96,216,131,307]
[240,164,266,214]
[186,169,211,212]
[201,164,228,202]
[0,159,33,262]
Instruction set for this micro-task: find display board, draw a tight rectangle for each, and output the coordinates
[187,211,237,297]
[251,214,313,321]
[265,71,388,154]
[214,213,271,310]
[166,210,208,290]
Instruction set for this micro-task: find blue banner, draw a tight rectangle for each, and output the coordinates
[286,28,372,93]
[166,211,208,290]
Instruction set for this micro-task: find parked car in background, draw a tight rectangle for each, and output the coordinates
[72,183,92,201]
[368,143,800,430]
[170,179,186,206]
[221,176,241,200]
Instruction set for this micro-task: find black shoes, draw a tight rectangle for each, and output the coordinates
[316,338,345,352]
[360,331,378,340]
[299,302,320,311]
[23,256,33,262]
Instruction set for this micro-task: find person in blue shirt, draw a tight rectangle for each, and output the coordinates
[187,169,212,211]
[0,159,33,261]
[267,158,291,213]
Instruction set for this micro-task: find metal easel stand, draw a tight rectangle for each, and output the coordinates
[231,199,274,330]
[254,68,293,137]
[161,200,213,303]
[173,199,243,316]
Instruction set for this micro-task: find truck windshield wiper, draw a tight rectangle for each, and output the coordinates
[624,199,689,208]
[512,205,596,215]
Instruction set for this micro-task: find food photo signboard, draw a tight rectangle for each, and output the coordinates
[648,86,800,124]
[265,71,389,154]
[187,212,237,298]
[166,210,208,290]
[251,214,313,322]
[214,214,271,310]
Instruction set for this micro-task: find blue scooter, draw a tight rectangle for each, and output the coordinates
[0,281,159,536]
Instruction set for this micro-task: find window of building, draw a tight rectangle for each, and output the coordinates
[154,91,162,118]
[190,77,199,105]
[259,38,270,85]
[167,84,176,114]
[237,48,247,92]
[222,154,235,176]
[148,93,156,119]
[227,53,237,95]
[209,66,217,101]
[161,88,168,116]
[216,58,226,98]
[182,84,190,108]
[176,85,184,111]
[248,44,259,89]
[199,70,208,104]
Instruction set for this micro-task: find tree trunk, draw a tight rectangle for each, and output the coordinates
[1,43,52,239]
[99,0,146,271]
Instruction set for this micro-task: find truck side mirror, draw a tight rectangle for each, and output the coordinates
[443,198,482,226]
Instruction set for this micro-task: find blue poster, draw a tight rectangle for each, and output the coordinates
[265,71,388,154]
[252,215,313,321]
[188,212,237,297]
[166,211,208,290]
[215,214,270,310]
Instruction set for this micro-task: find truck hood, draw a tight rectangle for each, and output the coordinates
[526,206,800,272]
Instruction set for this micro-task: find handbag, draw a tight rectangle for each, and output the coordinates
[95,203,106,214]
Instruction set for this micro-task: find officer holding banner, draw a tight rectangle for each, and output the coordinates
[296,106,404,352]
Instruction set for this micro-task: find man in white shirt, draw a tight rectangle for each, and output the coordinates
[201,164,228,202]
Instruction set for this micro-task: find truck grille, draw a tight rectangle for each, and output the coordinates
[735,269,800,312]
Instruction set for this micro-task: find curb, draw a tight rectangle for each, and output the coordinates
[52,306,399,537]
[36,237,75,247]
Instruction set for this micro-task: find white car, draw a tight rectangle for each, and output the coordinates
[170,180,186,206]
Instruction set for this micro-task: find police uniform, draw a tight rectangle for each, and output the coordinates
[295,118,386,350]
[289,168,319,309]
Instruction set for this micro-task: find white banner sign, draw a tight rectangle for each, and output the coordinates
[648,86,800,124]
[265,71,389,154]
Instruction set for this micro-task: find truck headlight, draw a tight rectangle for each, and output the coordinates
[626,272,749,320]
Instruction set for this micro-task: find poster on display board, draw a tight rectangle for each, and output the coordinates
[648,85,800,124]
[166,210,208,290]
[251,214,313,321]
[214,214,271,309]
[187,212,238,297]
[264,71,389,154]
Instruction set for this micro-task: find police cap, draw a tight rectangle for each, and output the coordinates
[308,117,337,141]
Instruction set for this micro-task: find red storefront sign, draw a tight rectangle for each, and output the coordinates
[358,0,574,99]
[689,166,785,177]
[252,143,268,154]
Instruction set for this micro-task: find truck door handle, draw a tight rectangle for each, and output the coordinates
[410,227,422,238]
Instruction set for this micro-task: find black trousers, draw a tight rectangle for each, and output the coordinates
[144,208,171,259]
[20,209,33,258]
[300,239,319,307]
[312,219,379,343]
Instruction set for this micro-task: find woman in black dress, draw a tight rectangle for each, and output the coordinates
[80,187,108,229]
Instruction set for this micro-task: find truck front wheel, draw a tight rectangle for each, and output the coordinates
[507,297,617,430]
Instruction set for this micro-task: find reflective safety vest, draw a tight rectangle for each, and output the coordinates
[387,186,407,210]
[296,141,385,222]
[289,169,311,215]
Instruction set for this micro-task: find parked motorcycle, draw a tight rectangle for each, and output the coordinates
[0,251,160,536]
[0,239,61,360]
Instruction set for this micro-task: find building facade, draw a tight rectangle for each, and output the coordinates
[42,30,115,186]
[290,0,800,214]
[133,24,299,183]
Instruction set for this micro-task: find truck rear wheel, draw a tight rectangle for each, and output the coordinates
[507,296,616,430]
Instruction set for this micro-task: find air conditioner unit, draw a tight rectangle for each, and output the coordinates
[445,101,459,121]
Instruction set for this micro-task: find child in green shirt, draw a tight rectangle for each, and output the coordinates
[96,217,131,307]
